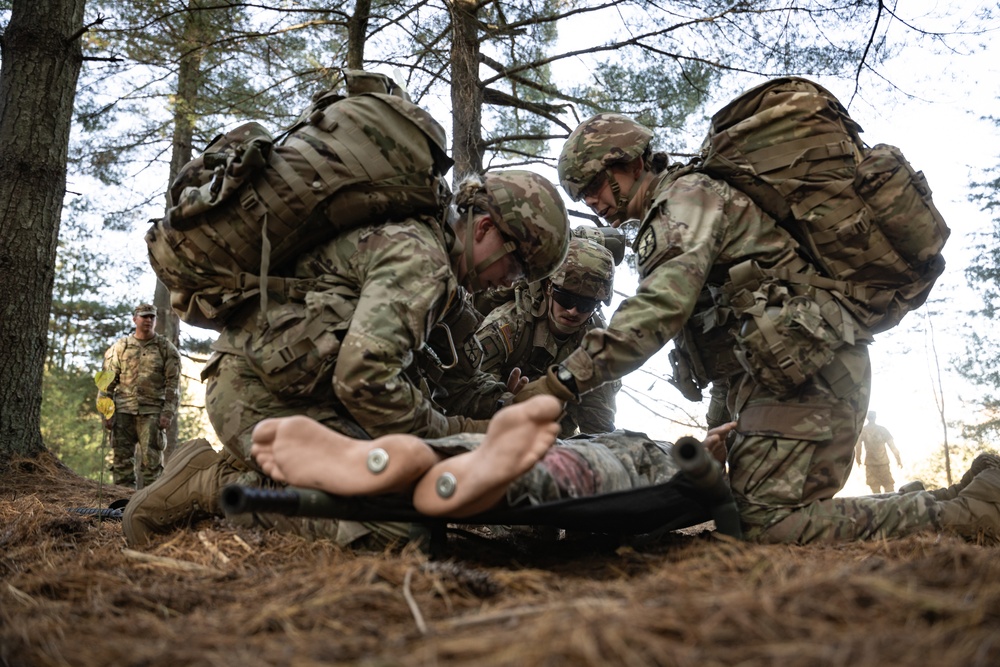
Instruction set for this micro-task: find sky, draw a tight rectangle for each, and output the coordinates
[97,0,1000,493]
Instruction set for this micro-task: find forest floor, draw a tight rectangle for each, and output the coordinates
[2,452,999,667]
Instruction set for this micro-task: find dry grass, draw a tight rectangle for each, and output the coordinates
[2,452,999,667]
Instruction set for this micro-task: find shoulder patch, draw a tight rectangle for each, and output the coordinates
[636,226,657,265]
[499,323,515,355]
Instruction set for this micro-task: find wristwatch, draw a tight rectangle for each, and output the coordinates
[554,365,578,397]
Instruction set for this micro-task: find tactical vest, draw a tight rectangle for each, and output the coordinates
[146,70,453,331]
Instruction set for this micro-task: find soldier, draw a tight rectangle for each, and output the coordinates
[122,170,570,547]
[475,237,620,436]
[508,112,1000,545]
[856,411,903,493]
[97,303,180,489]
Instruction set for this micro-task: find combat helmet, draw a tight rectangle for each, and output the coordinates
[483,170,570,283]
[558,114,653,225]
[550,237,615,306]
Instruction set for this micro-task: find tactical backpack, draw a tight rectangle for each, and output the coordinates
[145,70,453,331]
[697,76,950,334]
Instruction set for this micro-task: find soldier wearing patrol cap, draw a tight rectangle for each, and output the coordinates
[97,303,180,489]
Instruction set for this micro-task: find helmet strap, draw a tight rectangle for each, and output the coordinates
[604,161,646,225]
[463,209,516,292]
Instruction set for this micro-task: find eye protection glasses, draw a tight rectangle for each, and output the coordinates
[550,286,600,313]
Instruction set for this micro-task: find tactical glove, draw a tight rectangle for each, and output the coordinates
[513,365,578,404]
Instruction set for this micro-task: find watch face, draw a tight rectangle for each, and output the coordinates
[558,367,572,382]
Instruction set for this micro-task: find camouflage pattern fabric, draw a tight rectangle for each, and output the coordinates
[476,296,619,437]
[548,237,615,304]
[110,413,164,488]
[211,216,490,441]
[555,169,947,543]
[98,333,180,486]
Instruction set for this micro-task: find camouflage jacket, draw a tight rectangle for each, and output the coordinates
[98,333,180,417]
[561,171,864,395]
[211,216,491,439]
[477,298,619,436]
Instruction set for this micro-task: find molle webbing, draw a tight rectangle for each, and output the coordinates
[147,85,452,332]
[699,77,950,334]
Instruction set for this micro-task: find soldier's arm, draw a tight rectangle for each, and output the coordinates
[887,433,902,466]
[560,174,732,395]
[97,339,123,402]
[330,223,482,439]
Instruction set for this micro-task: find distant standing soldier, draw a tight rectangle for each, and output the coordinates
[475,237,620,437]
[856,411,903,493]
[97,304,180,489]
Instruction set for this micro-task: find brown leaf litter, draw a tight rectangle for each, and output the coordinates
[1,452,998,666]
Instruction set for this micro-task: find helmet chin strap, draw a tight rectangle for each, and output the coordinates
[603,167,644,226]
[463,208,516,292]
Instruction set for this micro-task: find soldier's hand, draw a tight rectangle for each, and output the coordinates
[513,366,576,404]
[102,417,113,431]
[506,367,528,394]
[158,414,171,431]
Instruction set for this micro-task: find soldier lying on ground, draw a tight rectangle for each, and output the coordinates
[250,395,735,518]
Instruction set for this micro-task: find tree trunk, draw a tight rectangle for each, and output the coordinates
[449,0,483,178]
[0,0,86,466]
[346,0,371,70]
[156,2,205,460]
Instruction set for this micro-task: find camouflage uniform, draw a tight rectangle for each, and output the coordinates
[124,170,571,548]
[553,114,966,544]
[98,310,180,488]
[476,238,620,437]
[856,416,902,493]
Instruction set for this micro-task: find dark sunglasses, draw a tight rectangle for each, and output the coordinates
[551,286,600,313]
[137,314,156,319]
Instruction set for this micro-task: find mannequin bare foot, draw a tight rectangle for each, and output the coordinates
[251,415,438,495]
[412,395,563,517]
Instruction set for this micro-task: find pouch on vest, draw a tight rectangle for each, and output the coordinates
[243,290,355,399]
[732,287,839,399]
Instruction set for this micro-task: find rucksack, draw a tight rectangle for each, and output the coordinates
[145,70,453,331]
[696,76,950,334]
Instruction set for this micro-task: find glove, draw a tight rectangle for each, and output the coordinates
[513,365,578,404]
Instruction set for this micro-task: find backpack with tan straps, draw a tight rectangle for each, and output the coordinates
[146,69,453,331]
[696,76,950,334]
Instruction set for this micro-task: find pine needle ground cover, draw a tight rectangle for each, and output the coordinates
[2,453,998,667]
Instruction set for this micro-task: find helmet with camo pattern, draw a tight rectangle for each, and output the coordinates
[557,113,653,201]
[484,170,570,283]
[549,237,615,305]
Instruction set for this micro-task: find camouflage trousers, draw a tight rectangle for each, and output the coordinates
[111,412,163,489]
[864,464,896,494]
[204,352,411,547]
[726,343,942,544]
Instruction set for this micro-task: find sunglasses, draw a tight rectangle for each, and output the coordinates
[551,286,600,313]
[137,314,156,319]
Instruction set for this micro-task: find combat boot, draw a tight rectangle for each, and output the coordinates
[122,438,243,547]
[936,468,1000,544]
[921,453,1000,501]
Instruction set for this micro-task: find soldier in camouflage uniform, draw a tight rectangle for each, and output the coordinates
[475,237,620,437]
[122,170,571,547]
[248,395,735,521]
[97,303,180,488]
[855,411,903,493]
[505,112,1000,545]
